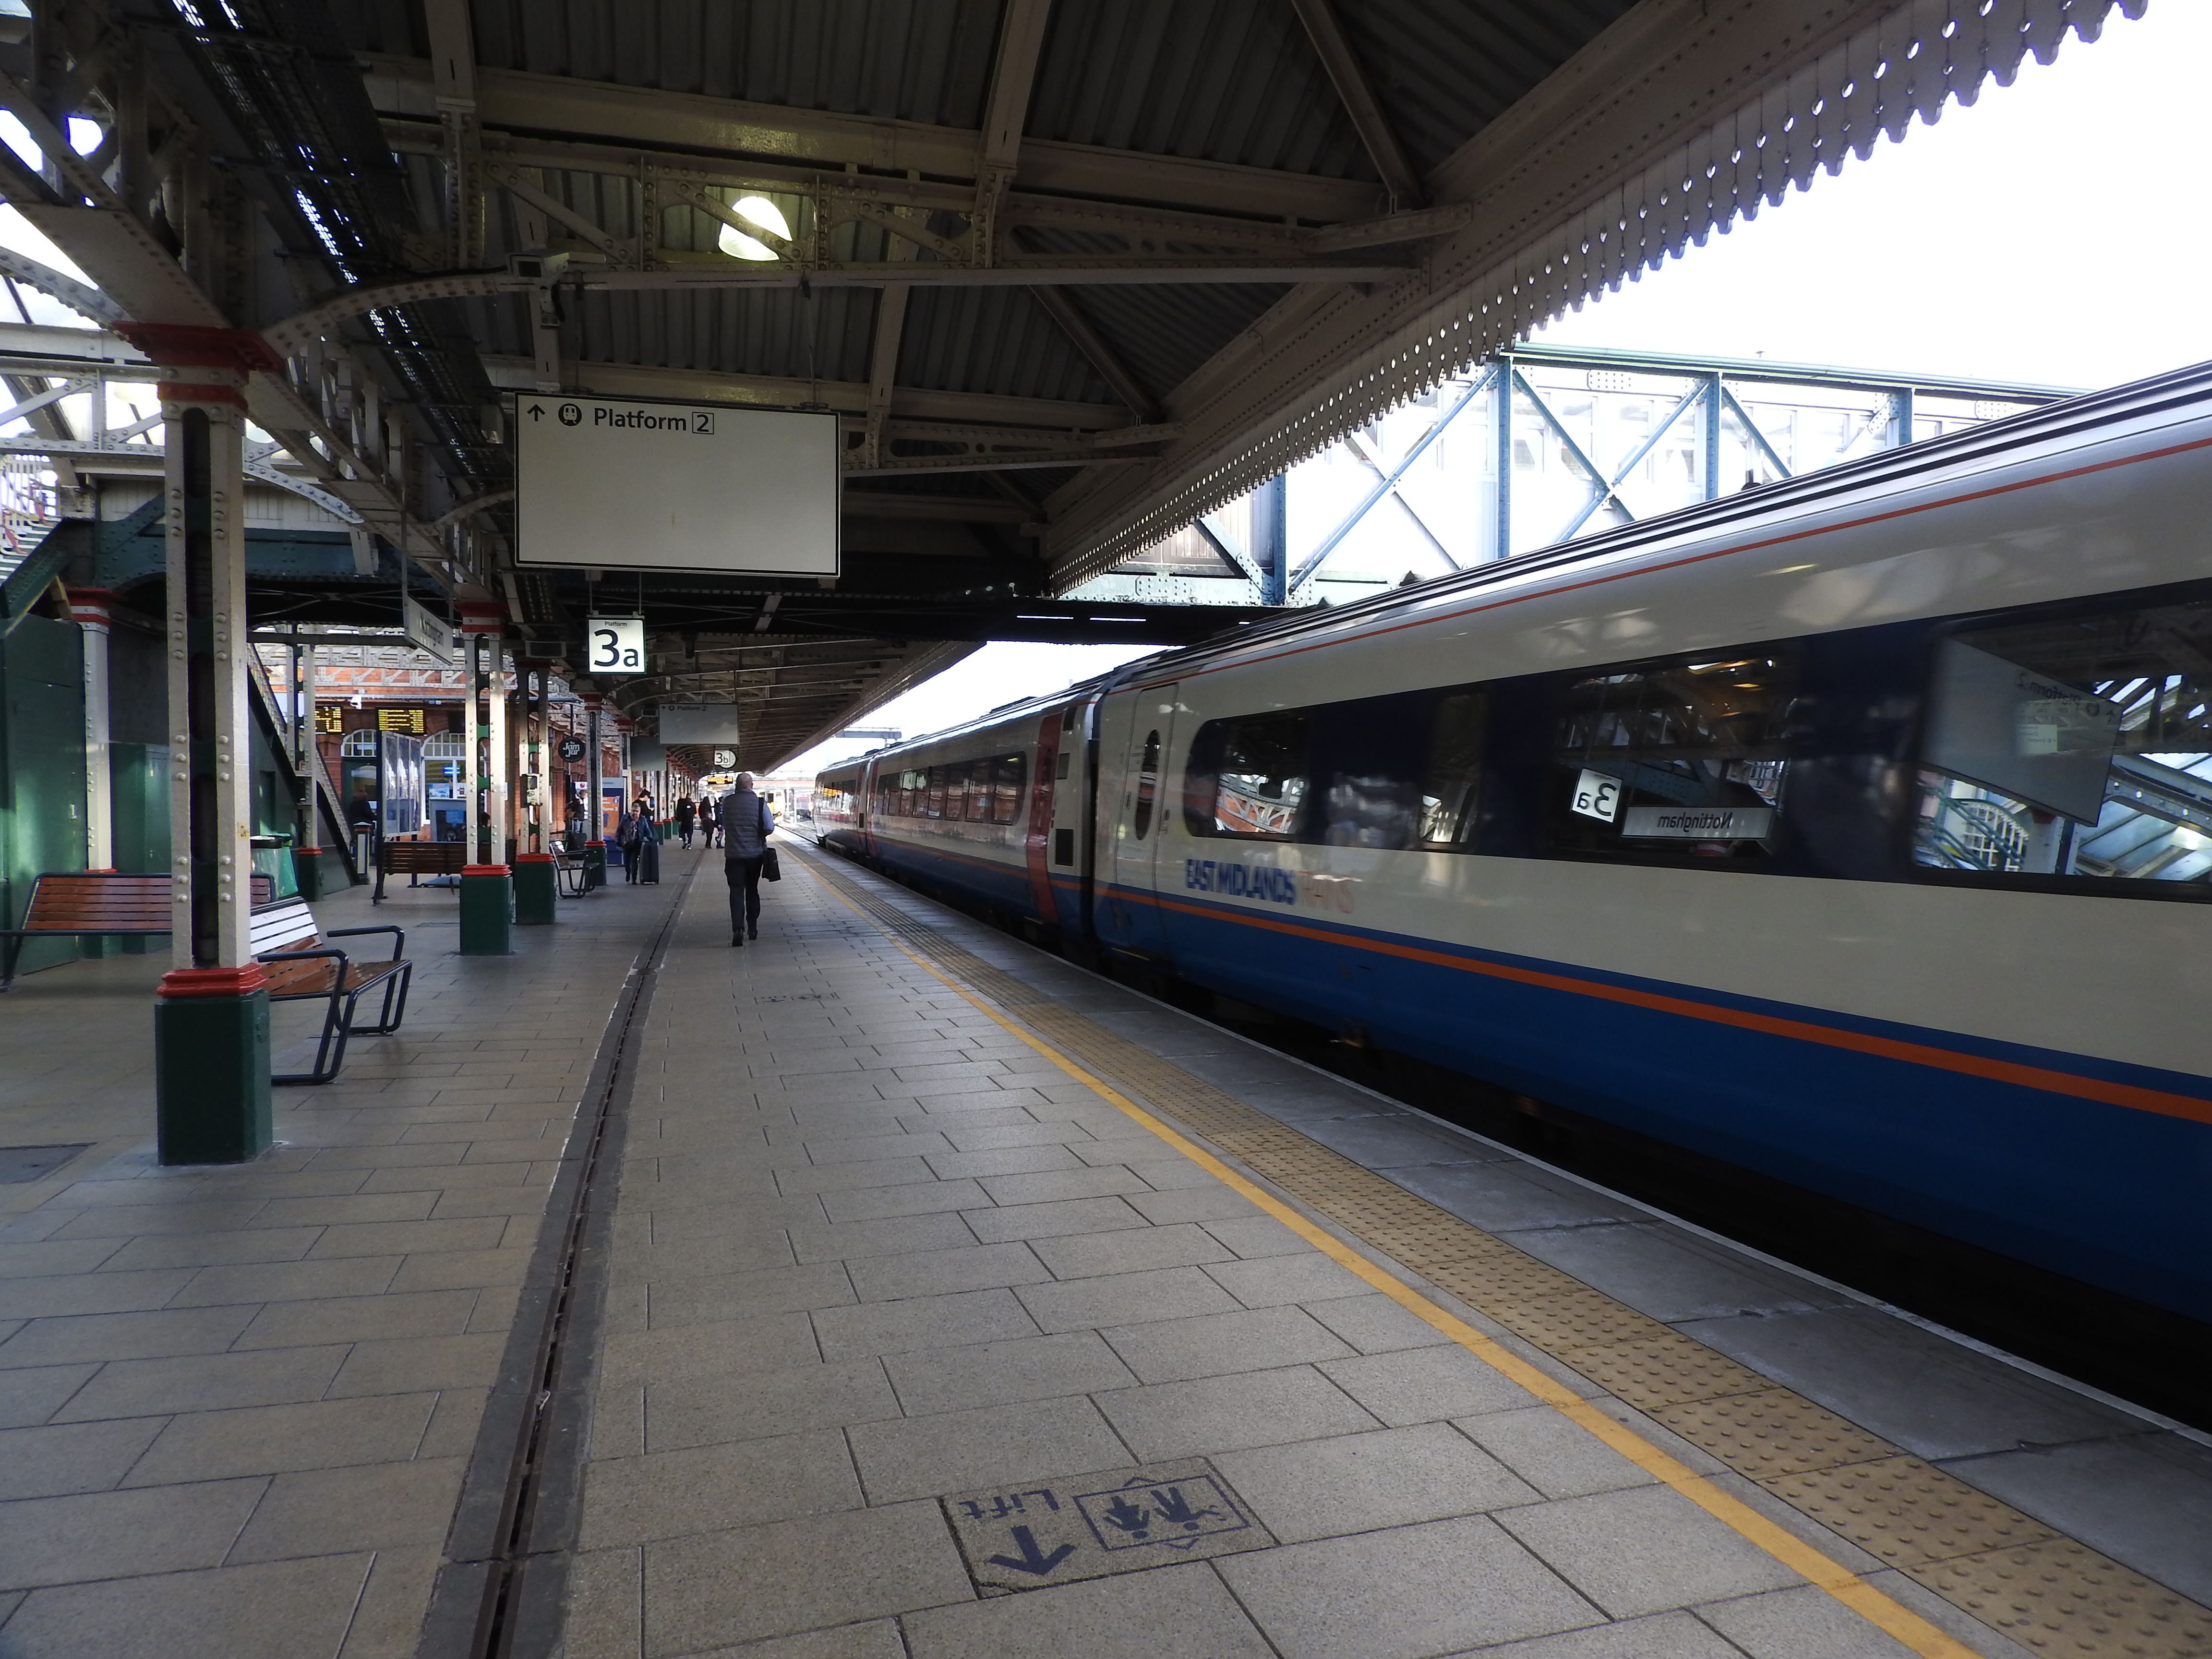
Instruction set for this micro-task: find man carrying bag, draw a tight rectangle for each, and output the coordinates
[723,772,778,946]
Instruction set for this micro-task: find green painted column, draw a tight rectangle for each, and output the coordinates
[131,335,272,1166]
[458,863,513,955]
[156,968,271,1164]
[512,851,558,925]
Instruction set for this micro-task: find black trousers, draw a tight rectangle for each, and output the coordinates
[725,856,764,934]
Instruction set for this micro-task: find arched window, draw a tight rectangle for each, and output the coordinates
[339,730,377,757]
[423,732,466,762]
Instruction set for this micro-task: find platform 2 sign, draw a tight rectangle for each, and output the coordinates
[942,1460,1272,1593]
[512,392,839,577]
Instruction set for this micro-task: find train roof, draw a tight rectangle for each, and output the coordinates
[820,354,2212,771]
[1123,355,2212,685]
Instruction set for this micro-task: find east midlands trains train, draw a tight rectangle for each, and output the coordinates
[816,361,2212,1359]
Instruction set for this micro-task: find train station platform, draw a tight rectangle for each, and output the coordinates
[0,846,2207,1659]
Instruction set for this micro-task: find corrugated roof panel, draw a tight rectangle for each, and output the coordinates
[572,289,879,385]
[1334,0,1642,175]
[898,288,1113,407]
[1063,282,1287,406]
[1029,0,1373,181]
[467,0,1000,123]
[329,0,423,56]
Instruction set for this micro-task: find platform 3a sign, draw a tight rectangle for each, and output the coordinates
[587,617,645,675]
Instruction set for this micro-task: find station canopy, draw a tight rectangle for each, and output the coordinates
[0,0,2138,766]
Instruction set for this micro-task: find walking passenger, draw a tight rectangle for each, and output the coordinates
[630,795,661,885]
[616,802,638,883]
[675,795,696,849]
[724,771,775,946]
[701,794,720,848]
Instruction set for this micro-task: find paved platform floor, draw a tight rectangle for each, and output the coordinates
[0,843,2207,1659]
[560,845,2210,1659]
[0,865,680,1656]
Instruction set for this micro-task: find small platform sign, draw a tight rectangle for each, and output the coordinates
[942,1460,1271,1594]
[586,616,645,676]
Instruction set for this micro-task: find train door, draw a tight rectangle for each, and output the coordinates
[1022,710,1062,926]
[1106,681,1179,959]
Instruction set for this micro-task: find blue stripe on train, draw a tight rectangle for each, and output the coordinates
[1138,888,2212,1323]
[860,836,1045,919]
[833,849,2212,1321]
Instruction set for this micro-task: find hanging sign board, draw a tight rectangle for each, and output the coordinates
[514,393,839,576]
[403,593,456,662]
[585,616,646,676]
[659,706,742,745]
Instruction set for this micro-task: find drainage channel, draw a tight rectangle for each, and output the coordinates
[418,854,700,1659]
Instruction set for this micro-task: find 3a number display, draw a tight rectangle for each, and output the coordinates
[587,616,645,674]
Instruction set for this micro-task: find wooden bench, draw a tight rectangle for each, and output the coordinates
[251,897,412,1084]
[1,871,272,989]
[373,838,467,902]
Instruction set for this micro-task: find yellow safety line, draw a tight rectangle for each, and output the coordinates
[805,864,1979,1659]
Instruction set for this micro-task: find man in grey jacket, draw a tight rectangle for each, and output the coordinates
[723,773,774,946]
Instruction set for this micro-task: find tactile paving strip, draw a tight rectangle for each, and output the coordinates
[802,853,2212,1659]
[1916,1538,2212,1656]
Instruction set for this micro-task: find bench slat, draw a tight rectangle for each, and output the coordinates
[11,873,279,939]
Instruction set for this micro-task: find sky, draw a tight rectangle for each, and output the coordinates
[6,7,2194,778]
[784,1,2206,777]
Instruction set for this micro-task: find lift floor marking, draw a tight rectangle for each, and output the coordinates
[798,846,2212,1659]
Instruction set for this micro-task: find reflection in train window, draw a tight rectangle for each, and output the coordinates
[992,754,1026,825]
[965,758,994,822]
[1914,597,2212,883]
[1187,713,1309,840]
[1549,652,1797,860]
[1419,689,1488,845]
[1132,731,1161,839]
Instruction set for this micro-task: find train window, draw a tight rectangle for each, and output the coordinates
[993,754,1026,825]
[1912,595,2212,885]
[897,768,927,817]
[1133,731,1161,839]
[1417,689,1488,846]
[926,764,951,819]
[964,759,993,822]
[1548,652,1797,860]
[1185,712,1310,840]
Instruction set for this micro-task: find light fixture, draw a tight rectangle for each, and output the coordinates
[718,194,790,262]
[734,196,791,239]
[717,223,777,262]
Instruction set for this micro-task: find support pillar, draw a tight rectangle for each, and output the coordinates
[127,335,273,1166]
[458,602,505,865]
[1493,360,1515,563]
[584,690,605,854]
[459,631,482,859]
[1250,477,1286,607]
[67,589,114,872]
[294,641,324,897]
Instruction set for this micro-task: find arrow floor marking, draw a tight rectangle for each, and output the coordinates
[986,1525,1076,1577]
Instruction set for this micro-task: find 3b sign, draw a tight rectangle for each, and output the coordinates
[587,617,645,675]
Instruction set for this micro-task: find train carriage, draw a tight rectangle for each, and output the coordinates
[824,361,2212,1337]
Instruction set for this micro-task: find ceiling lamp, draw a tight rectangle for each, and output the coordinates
[718,194,791,262]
